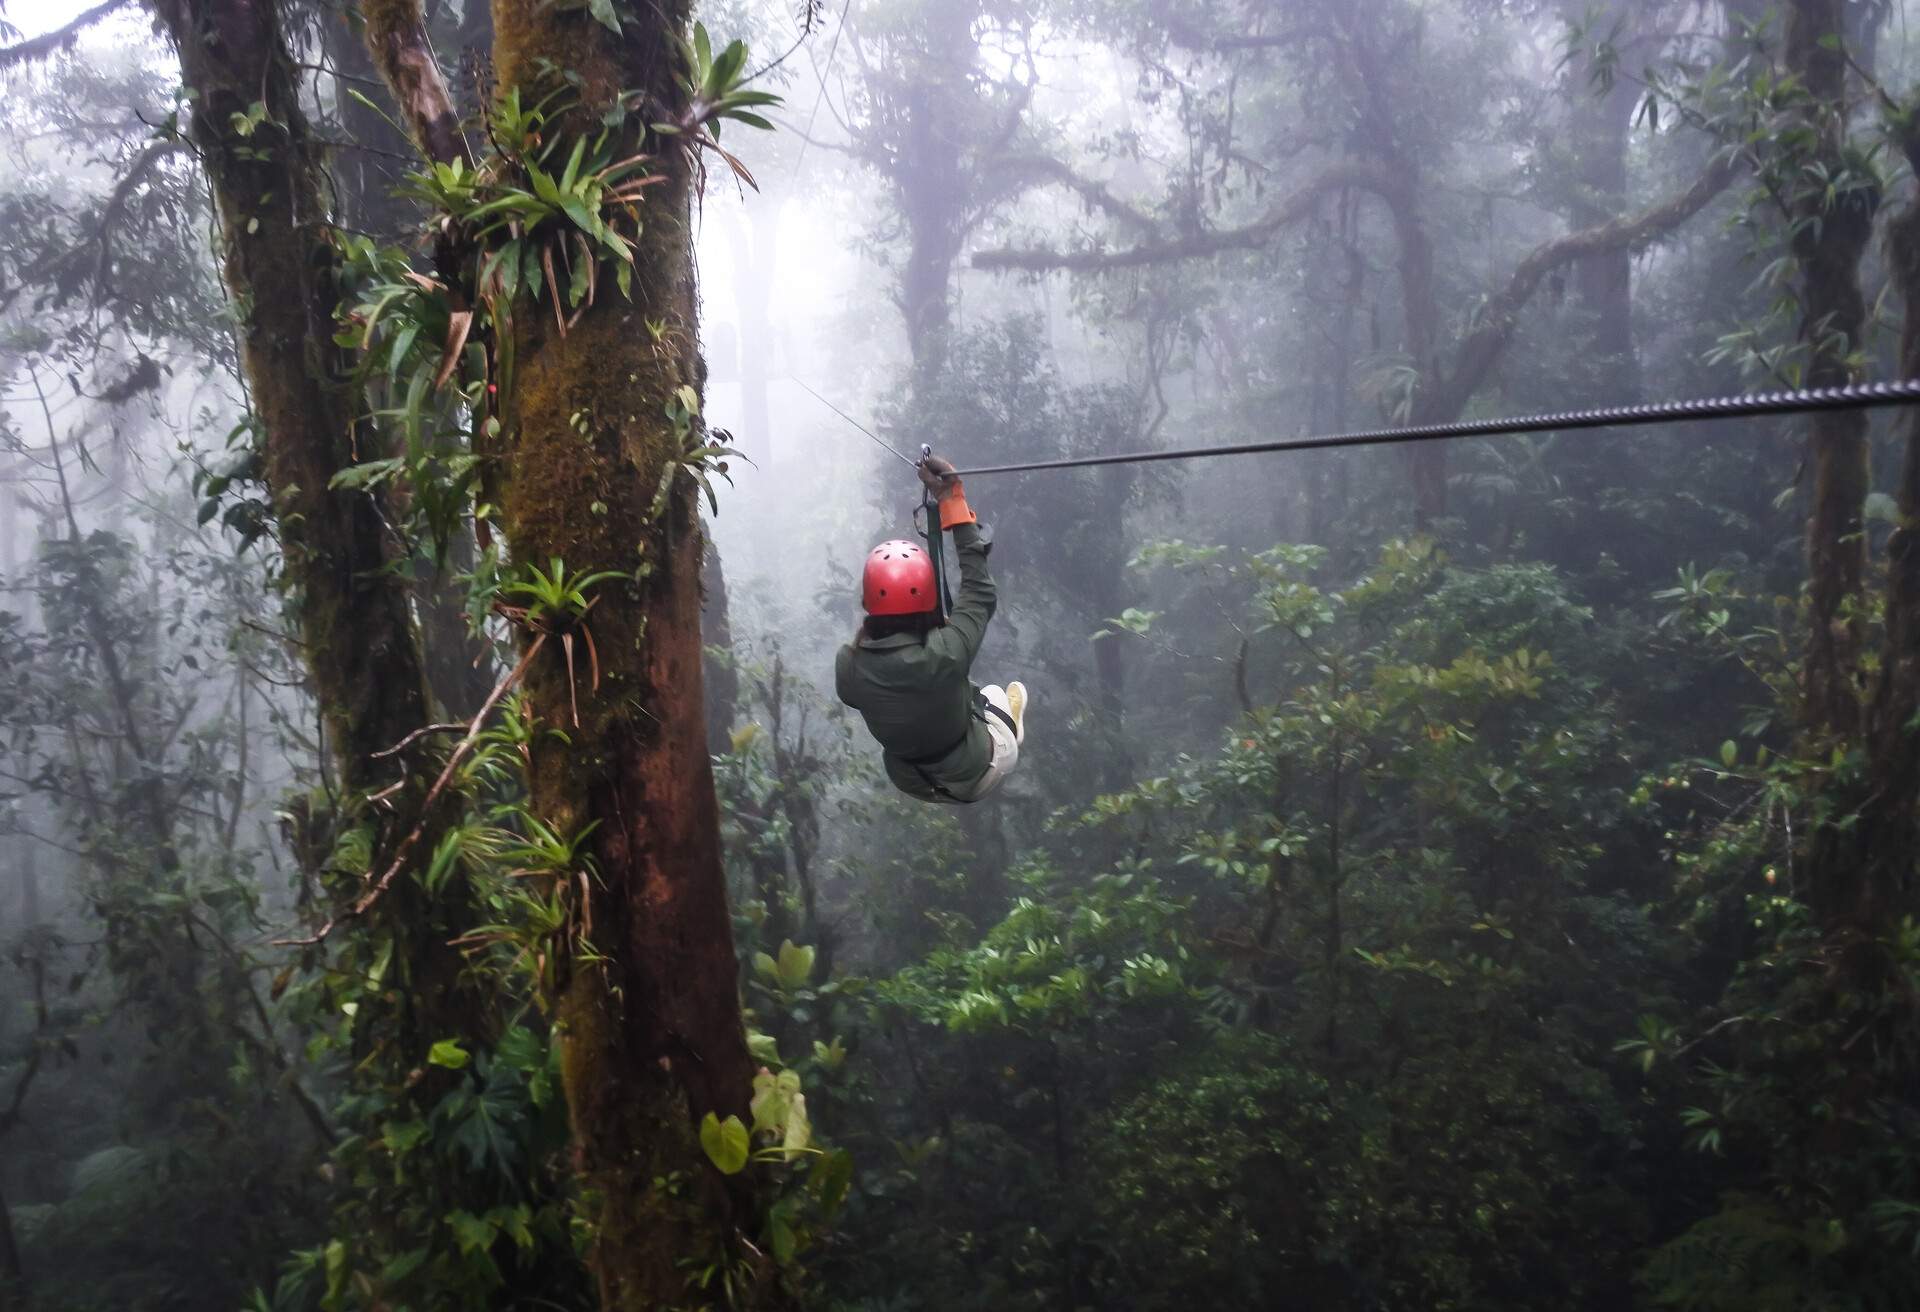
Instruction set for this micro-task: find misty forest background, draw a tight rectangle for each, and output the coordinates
[1,0,1918,1308]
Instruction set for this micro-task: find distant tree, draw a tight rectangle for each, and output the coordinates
[977,0,1734,520]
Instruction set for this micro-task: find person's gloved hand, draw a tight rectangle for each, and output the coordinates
[918,453,977,528]
[917,454,958,493]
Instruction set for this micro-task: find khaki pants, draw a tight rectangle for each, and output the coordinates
[944,684,1023,803]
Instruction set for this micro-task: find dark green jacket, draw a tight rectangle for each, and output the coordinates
[836,522,996,800]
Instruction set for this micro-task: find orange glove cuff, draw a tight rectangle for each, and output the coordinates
[939,484,976,529]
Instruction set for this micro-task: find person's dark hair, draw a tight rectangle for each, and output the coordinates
[858,610,939,643]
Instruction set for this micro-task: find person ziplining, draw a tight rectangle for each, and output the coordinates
[835,454,1029,804]
[810,375,1920,804]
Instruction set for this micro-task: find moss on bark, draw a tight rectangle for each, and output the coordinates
[156,0,493,1238]
[487,1,764,1303]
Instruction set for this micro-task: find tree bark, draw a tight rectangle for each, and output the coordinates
[1785,0,1874,754]
[487,1,761,1302]
[0,1179,21,1310]
[1563,0,1641,401]
[344,5,497,722]
[887,3,985,389]
[155,0,433,798]
[1817,105,1920,940]
[362,0,472,173]
[1857,195,1920,930]
[155,0,481,1185]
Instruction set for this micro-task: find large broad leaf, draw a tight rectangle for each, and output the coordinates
[775,940,816,991]
[782,1091,811,1161]
[443,1063,528,1180]
[699,1112,750,1174]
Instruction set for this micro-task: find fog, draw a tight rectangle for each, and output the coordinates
[3,0,1918,1308]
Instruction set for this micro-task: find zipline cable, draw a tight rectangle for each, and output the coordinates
[788,377,919,468]
[936,378,1920,477]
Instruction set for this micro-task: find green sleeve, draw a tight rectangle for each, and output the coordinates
[928,521,995,671]
[834,643,859,708]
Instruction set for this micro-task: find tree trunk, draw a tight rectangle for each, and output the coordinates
[0,1178,21,1310]
[0,486,36,929]
[1564,0,1640,402]
[1821,112,1920,940]
[1785,0,1875,758]
[156,0,483,1217]
[417,527,497,720]
[889,3,978,391]
[326,8,414,239]
[1388,182,1450,523]
[488,2,761,1302]
[156,0,433,798]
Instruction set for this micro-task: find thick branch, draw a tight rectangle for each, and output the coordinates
[0,0,130,68]
[361,0,471,169]
[990,153,1159,233]
[972,159,1398,272]
[0,140,190,316]
[1432,158,1738,419]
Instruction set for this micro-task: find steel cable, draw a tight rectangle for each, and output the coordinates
[942,378,1920,477]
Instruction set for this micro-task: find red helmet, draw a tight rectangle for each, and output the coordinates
[862,539,937,616]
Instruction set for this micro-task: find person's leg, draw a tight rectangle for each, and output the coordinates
[976,683,1024,741]
[951,685,1021,801]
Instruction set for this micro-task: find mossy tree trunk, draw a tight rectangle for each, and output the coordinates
[155,0,482,1146]
[487,2,762,1304]
[343,1,499,721]
[155,0,433,796]
[1810,107,1920,953]
[1786,0,1875,759]
[1779,0,1881,947]
[1562,0,1641,404]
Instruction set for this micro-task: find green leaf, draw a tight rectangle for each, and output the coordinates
[328,457,404,491]
[768,1204,796,1264]
[812,1147,853,1214]
[428,1038,471,1069]
[388,319,421,380]
[694,21,713,76]
[587,0,622,33]
[383,1118,429,1155]
[782,1091,811,1160]
[323,1239,348,1303]
[1720,740,1737,768]
[699,1111,750,1174]
[379,1247,430,1285]
[559,135,588,192]
[446,1209,497,1255]
[711,39,748,92]
[775,939,815,990]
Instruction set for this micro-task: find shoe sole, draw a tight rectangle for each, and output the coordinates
[1006,681,1028,742]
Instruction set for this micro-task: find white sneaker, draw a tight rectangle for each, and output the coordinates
[1005,681,1028,743]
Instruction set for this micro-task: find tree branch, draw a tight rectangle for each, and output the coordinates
[361,0,470,170]
[990,153,1160,232]
[1434,157,1739,417]
[0,0,130,68]
[0,140,191,316]
[972,158,1398,272]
